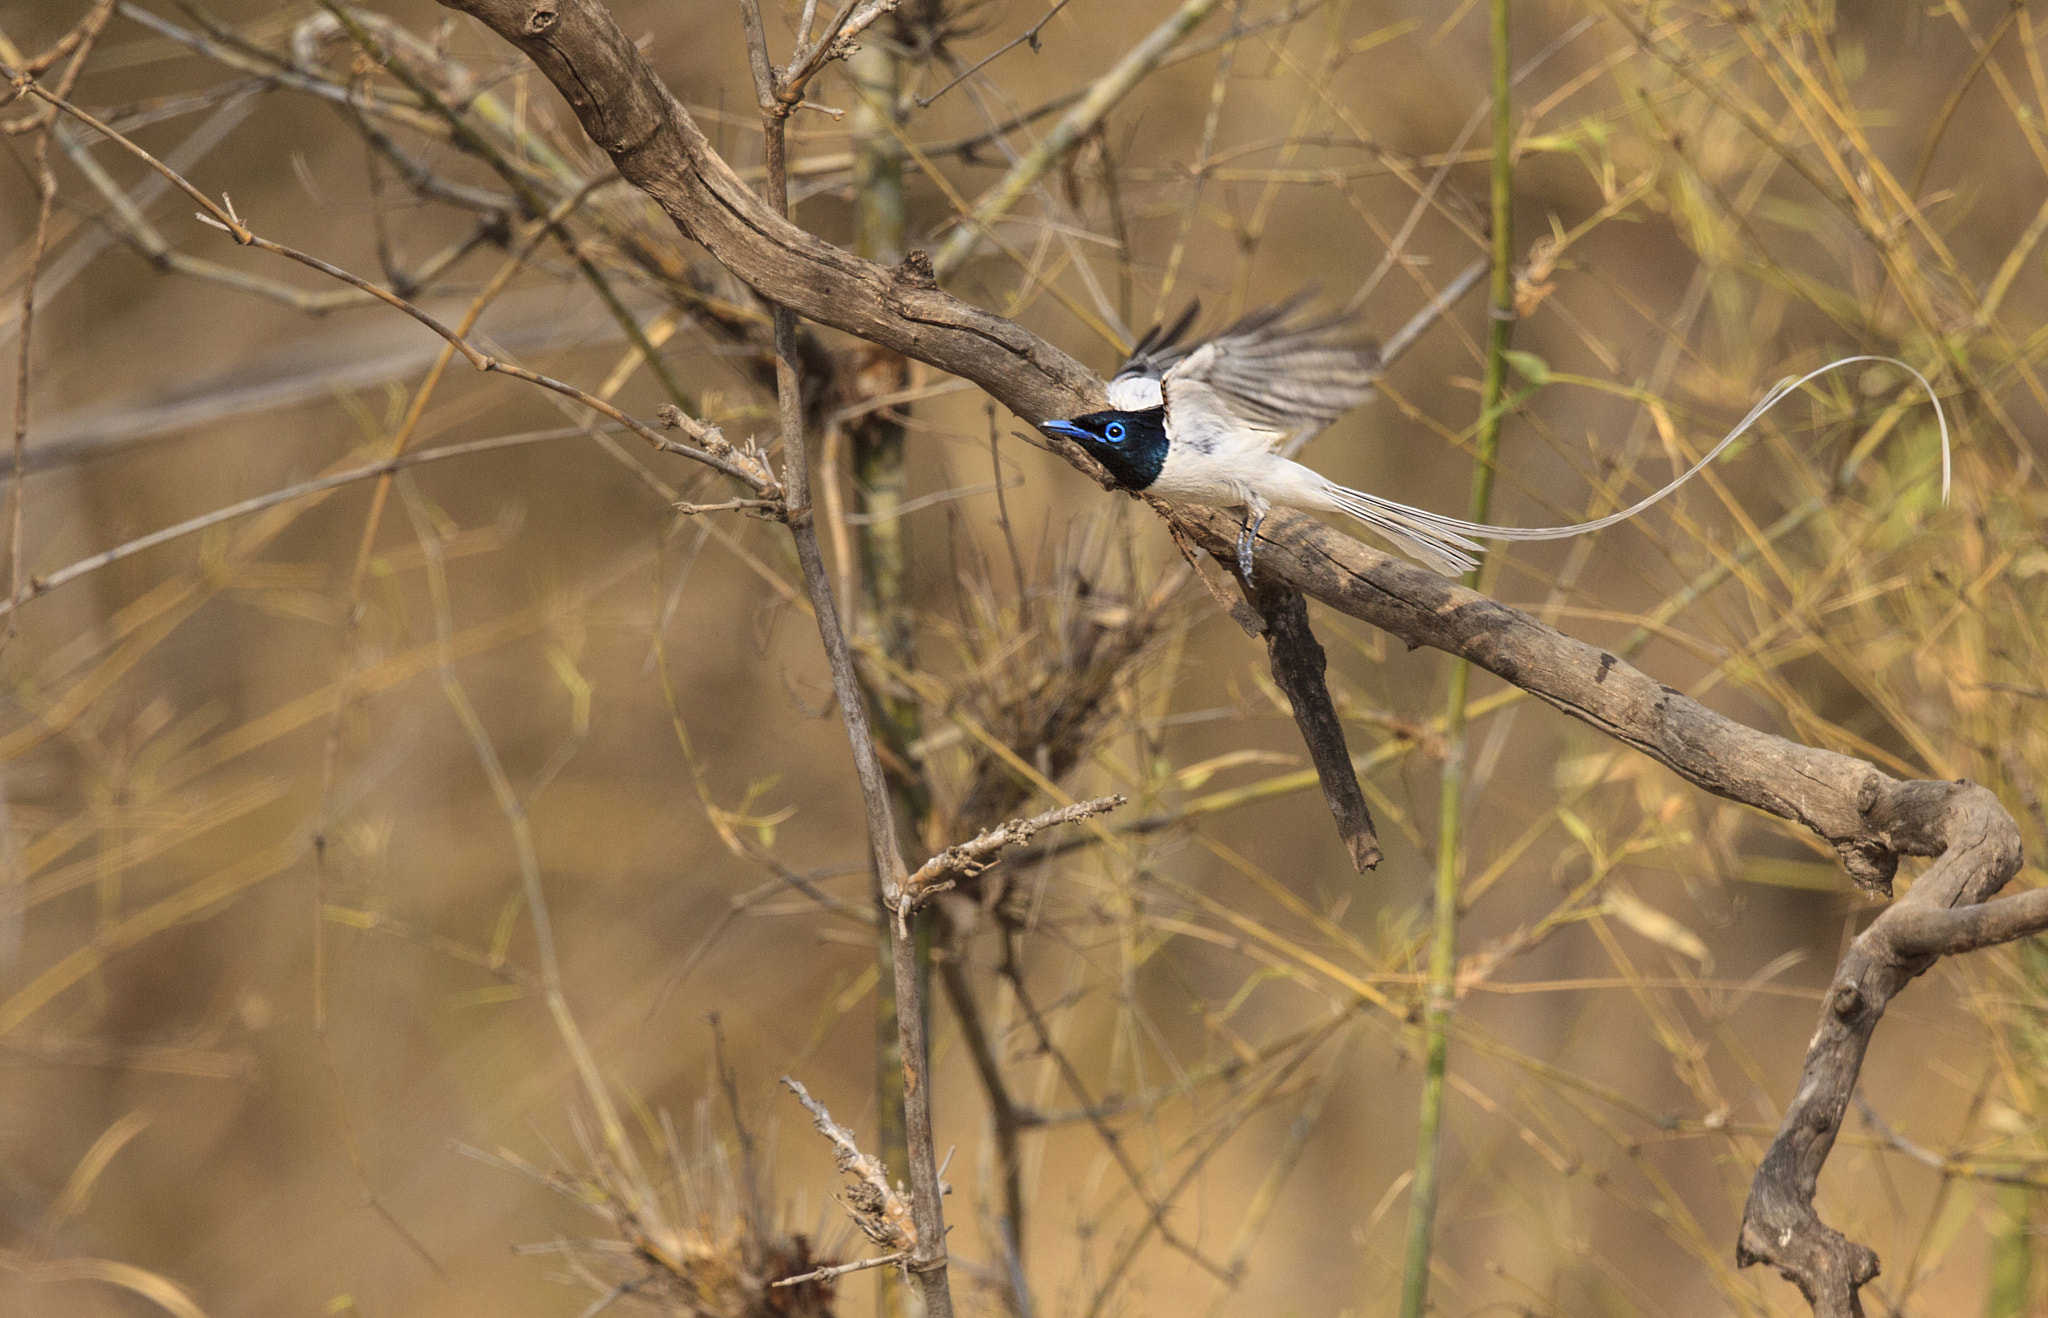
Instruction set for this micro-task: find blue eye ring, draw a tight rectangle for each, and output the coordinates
[1105,420,1127,442]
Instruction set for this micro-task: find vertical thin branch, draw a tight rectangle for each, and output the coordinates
[1398,2,1513,1314]
[939,957,1029,1306]
[7,139,54,656]
[4,2,123,651]
[742,18,953,1315]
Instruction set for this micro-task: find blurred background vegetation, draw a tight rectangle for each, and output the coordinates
[0,1,2044,1315]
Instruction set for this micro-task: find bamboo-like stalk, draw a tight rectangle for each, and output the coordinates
[1986,1179,2037,1318]
[848,31,923,1318]
[1397,2,1514,1313]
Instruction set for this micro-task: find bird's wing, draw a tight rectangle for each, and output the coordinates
[1159,294,1381,439]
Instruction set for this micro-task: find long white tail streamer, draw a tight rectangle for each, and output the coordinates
[1337,355,1951,551]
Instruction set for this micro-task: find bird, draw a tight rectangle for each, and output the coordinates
[1037,295,1950,580]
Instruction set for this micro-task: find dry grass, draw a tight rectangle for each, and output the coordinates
[0,1,2044,1316]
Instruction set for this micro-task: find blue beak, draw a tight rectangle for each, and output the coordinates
[1039,419,1089,442]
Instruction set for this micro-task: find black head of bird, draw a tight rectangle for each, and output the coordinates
[1039,408,1169,492]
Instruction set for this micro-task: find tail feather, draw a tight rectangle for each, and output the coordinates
[1320,482,1483,576]
[1320,355,1950,577]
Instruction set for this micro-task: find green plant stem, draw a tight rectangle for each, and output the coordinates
[849,33,930,1318]
[1987,1178,2037,1318]
[1399,2,1513,1314]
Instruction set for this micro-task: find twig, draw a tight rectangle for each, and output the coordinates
[934,958,1028,1292]
[3,1,120,654]
[1376,257,1489,372]
[1854,1094,2048,1189]
[915,0,1071,108]
[0,426,611,619]
[841,477,1018,524]
[8,136,52,655]
[712,1016,765,1239]
[1078,1018,1344,1318]
[314,1,700,413]
[744,0,900,121]
[901,796,1125,905]
[672,498,781,515]
[3,75,767,497]
[996,934,1239,1291]
[783,0,901,105]
[772,1250,911,1287]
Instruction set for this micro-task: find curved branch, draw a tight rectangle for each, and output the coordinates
[431,4,2036,1313]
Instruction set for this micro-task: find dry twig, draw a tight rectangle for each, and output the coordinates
[900,794,1126,905]
[781,1076,917,1253]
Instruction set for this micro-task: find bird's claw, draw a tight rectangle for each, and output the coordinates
[1236,509,1266,588]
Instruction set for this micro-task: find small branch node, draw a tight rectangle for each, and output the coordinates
[522,1,559,35]
[893,249,937,288]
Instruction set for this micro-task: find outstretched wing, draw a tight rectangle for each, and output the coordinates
[1162,294,1381,439]
[1106,295,1380,436]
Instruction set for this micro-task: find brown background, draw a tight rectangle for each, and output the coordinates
[1,2,2043,1316]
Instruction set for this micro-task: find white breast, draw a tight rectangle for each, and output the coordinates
[1150,443,1267,503]
[1151,375,1333,509]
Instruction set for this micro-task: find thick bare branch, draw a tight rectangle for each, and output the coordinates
[1735,781,2030,1317]
[436,0,1105,429]
[1245,582,1380,872]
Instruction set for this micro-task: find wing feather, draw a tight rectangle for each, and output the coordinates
[1160,295,1381,437]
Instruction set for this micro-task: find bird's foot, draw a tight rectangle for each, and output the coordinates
[1236,509,1267,588]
